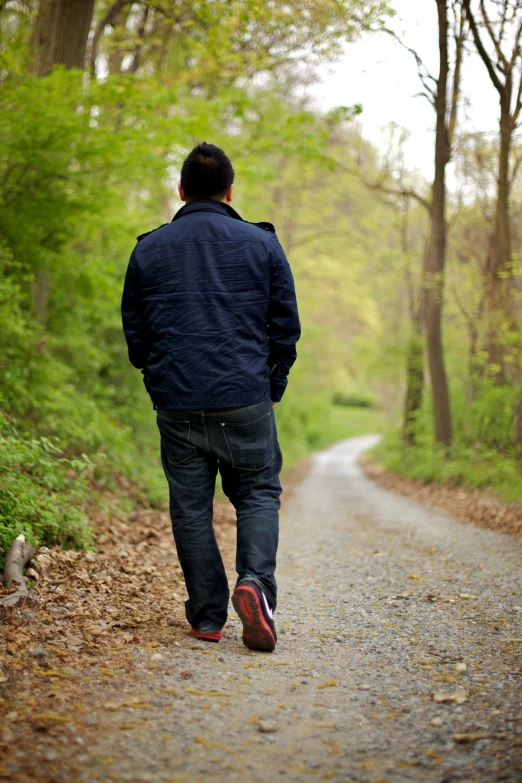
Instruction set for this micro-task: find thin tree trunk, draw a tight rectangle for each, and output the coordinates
[31,269,51,326]
[108,5,132,75]
[30,0,95,76]
[401,206,425,447]
[402,327,424,446]
[425,0,453,447]
[485,99,513,382]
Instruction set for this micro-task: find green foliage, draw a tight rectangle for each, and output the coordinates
[0,414,93,568]
[466,379,519,452]
[372,430,522,503]
[0,4,396,564]
[2,0,519,565]
[373,376,522,503]
[333,392,379,408]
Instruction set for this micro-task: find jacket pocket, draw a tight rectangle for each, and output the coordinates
[220,411,274,471]
[156,415,196,465]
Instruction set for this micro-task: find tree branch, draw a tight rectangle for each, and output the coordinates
[514,68,522,121]
[508,10,522,70]
[480,0,509,70]
[510,145,522,185]
[88,0,133,77]
[360,174,432,215]
[126,4,150,73]
[499,0,509,49]
[464,0,504,93]
[448,3,467,149]
[383,27,437,102]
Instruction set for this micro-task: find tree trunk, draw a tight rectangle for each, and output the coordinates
[31,269,51,326]
[402,327,424,446]
[485,98,513,382]
[401,206,425,447]
[515,398,522,456]
[425,0,453,447]
[30,0,95,76]
[0,534,35,607]
[108,5,132,75]
[3,534,35,589]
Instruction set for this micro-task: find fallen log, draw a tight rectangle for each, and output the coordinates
[0,534,35,606]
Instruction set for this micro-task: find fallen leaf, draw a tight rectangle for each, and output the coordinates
[33,668,70,679]
[194,735,236,754]
[453,732,492,743]
[30,713,72,723]
[432,689,467,704]
[184,689,235,697]
[323,739,341,754]
[317,680,337,689]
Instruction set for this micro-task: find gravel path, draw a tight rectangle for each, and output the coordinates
[76,436,522,782]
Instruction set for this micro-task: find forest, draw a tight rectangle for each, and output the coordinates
[1,0,521,563]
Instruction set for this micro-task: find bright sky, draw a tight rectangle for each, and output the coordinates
[309,0,502,186]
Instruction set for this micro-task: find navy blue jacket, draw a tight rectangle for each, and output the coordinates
[121,199,300,408]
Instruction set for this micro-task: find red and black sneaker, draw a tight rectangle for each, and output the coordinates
[232,580,277,652]
[188,628,222,643]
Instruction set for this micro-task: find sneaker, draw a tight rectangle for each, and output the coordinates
[188,628,222,643]
[232,580,277,652]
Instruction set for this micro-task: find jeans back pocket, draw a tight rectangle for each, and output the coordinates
[156,415,196,465]
[220,410,274,471]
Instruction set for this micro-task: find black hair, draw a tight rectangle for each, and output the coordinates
[180,142,235,199]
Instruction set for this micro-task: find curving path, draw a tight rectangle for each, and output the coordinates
[78,435,522,783]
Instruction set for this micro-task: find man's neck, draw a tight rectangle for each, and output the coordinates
[184,196,228,205]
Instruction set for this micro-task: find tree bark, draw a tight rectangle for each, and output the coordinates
[3,534,35,589]
[425,0,453,447]
[485,98,513,381]
[401,207,426,447]
[30,0,95,76]
[402,328,425,446]
[0,534,35,606]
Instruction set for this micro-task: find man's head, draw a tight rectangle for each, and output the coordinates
[179,143,234,203]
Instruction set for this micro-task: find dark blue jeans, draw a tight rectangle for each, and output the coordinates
[156,398,282,633]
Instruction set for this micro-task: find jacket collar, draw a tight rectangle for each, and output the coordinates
[172,199,244,223]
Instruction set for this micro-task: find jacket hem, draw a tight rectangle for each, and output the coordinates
[150,387,271,410]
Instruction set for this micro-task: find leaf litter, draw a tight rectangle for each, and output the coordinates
[0,493,237,781]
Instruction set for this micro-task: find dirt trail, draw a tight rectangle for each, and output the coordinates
[3,435,522,783]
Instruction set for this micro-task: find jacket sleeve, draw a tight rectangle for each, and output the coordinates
[121,250,148,370]
[267,234,301,402]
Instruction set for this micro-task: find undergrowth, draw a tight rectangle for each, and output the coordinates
[0,414,93,568]
[371,430,522,504]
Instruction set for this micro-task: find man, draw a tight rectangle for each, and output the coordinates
[122,142,300,652]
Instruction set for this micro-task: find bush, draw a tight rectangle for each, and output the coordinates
[369,371,522,503]
[333,391,379,409]
[0,413,93,568]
